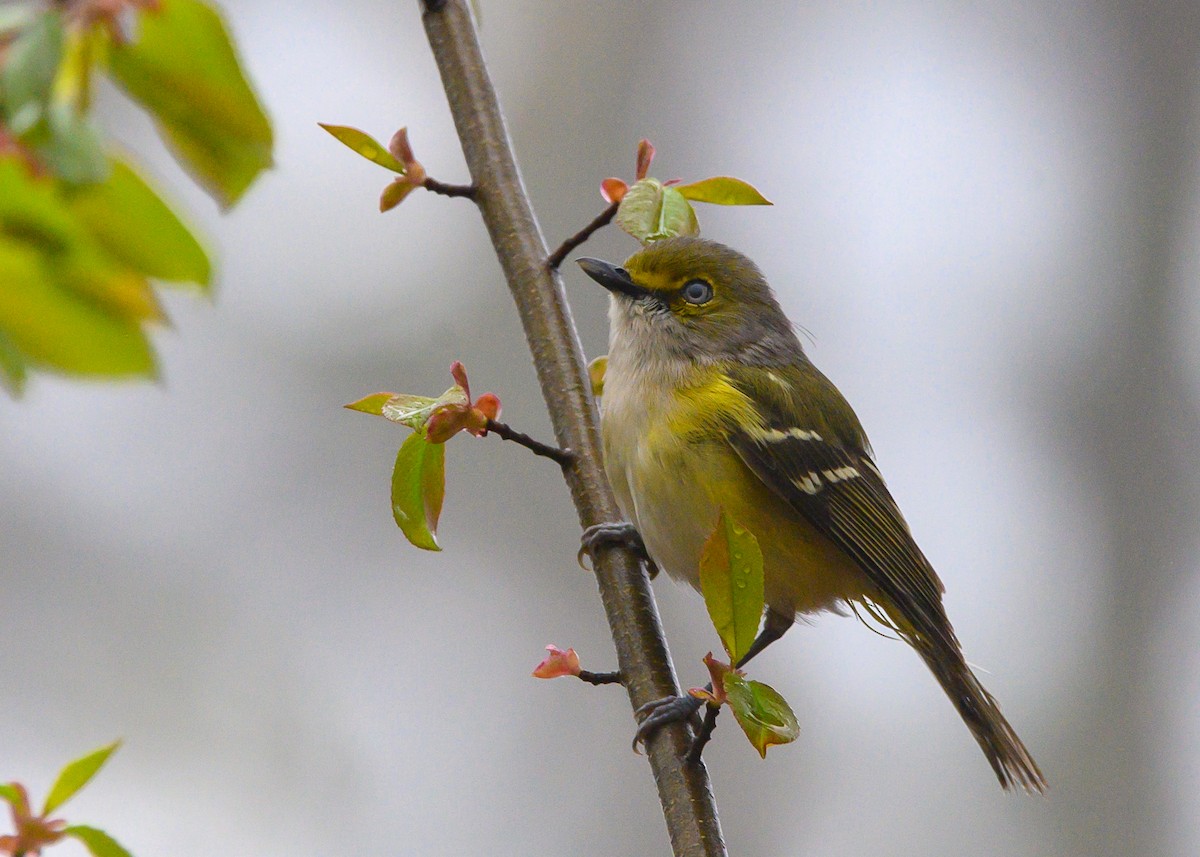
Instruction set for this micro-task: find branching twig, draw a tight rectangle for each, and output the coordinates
[546,200,619,268]
[486,419,573,467]
[423,176,477,198]
[419,3,727,856]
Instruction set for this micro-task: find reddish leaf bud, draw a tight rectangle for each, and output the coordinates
[635,138,656,180]
[389,127,416,166]
[700,651,736,705]
[449,361,471,399]
[532,645,581,679]
[470,393,502,435]
[425,405,472,444]
[600,177,628,203]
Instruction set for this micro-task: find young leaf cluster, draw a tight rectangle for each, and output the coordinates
[319,124,476,211]
[346,362,502,551]
[601,139,772,245]
[0,0,272,395]
[1,741,131,857]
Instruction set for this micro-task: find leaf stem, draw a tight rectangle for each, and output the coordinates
[546,200,619,269]
[485,419,574,467]
[423,177,477,198]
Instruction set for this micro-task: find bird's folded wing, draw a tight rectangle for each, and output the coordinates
[725,366,954,648]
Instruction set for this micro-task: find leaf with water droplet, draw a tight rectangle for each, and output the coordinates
[699,508,764,663]
[723,672,799,757]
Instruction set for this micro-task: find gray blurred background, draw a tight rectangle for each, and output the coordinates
[3,1,1198,854]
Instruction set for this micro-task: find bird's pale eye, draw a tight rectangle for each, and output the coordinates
[681,279,713,305]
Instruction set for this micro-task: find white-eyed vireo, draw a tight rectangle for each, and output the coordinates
[578,237,1045,792]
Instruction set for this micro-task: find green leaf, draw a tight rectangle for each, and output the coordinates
[391,432,445,551]
[108,0,273,209]
[0,155,85,250]
[344,391,399,416]
[614,178,699,245]
[676,176,772,206]
[64,825,133,857]
[722,672,800,758]
[0,782,22,805]
[0,331,27,396]
[654,186,700,241]
[0,238,155,377]
[318,124,405,173]
[698,510,764,664]
[1,10,64,133]
[69,159,211,286]
[39,103,110,185]
[1,158,169,323]
[382,386,468,431]
[43,740,121,815]
[57,248,164,323]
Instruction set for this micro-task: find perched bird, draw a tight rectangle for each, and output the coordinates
[577,237,1045,792]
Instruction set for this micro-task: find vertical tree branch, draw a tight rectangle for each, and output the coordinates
[418,3,727,855]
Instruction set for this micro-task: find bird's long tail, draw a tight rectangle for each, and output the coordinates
[913,634,1046,793]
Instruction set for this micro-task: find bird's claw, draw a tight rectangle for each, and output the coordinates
[578,521,654,573]
[631,693,705,753]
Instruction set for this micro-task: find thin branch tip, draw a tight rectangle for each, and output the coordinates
[486,419,574,467]
[546,200,620,269]
[423,177,477,199]
[578,669,624,686]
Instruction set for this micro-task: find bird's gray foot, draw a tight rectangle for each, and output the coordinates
[578,522,657,577]
[632,693,705,752]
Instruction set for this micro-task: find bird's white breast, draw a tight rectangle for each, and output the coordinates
[599,323,720,591]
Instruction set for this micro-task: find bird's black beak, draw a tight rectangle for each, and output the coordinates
[577,257,645,300]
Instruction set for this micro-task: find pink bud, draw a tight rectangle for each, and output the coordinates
[532,645,581,679]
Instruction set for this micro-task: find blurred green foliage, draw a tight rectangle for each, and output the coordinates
[0,0,272,395]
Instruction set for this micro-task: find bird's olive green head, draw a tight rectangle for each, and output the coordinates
[577,237,803,367]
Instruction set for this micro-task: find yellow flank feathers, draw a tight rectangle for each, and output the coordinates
[601,359,864,618]
[668,365,763,440]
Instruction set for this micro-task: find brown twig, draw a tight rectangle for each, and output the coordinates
[419,3,727,856]
[546,200,619,268]
[686,705,721,766]
[423,176,477,198]
[486,419,573,467]
[578,669,624,686]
